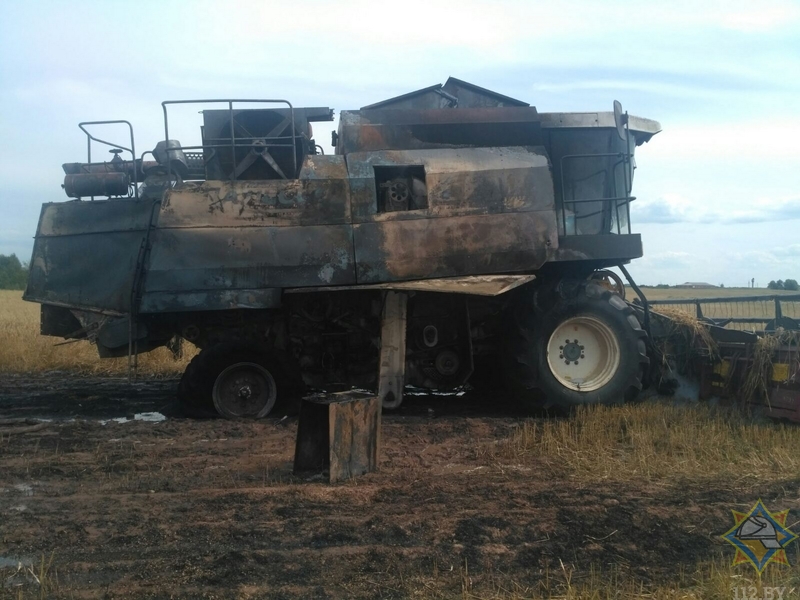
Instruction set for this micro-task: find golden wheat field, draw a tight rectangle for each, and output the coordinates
[0,290,196,374]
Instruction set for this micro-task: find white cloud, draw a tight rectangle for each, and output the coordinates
[214,0,800,43]
[717,0,800,31]
[634,194,800,224]
[771,244,800,258]
[643,251,696,268]
[646,120,800,161]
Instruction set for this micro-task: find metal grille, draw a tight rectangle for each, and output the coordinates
[162,99,298,181]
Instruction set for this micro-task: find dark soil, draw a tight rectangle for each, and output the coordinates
[0,374,798,598]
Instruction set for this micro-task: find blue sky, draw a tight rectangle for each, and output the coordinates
[1,0,798,286]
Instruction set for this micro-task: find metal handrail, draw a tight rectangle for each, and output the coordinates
[161,99,297,182]
[78,120,139,199]
[558,107,634,237]
[559,152,632,236]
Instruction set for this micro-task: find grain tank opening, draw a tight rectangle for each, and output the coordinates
[374,165,428,212]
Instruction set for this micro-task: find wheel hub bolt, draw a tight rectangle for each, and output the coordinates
[561,340,583,363]
[238,385,252,399]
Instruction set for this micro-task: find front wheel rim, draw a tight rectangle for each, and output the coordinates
[212,362,276,418]
[546,316,621,392]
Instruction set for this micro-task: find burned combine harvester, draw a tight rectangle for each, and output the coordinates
[25,78,661,418]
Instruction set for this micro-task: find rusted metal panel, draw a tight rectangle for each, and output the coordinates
[286,274,537,297]
[141,224,356,305]
[160,155,350,228]
[346,146,554,222]
[354,211,556,283]
[63,172,129,198]
[360,78,528,111]
[441,76,529,108]
[337,107,542,155]
[344,146,557,283]
[361,84,456,110]
[551,234,643,263]
[40,304,83,337]
[539,111,661,144]
[762,388,800,423]
[36,199,154,236]
[25,200,155,314]
[139,155,357,308]
[139,288,282,313]
[342,106,540,127]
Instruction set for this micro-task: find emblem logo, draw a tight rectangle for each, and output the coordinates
[721,499,798,574]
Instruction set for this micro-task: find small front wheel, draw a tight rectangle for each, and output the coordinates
[178,343,293,419]
[212,361,277,419]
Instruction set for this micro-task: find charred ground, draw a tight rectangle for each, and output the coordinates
[2,375,800,598]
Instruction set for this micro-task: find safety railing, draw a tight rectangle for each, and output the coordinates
[558,103,637,237]
[78,120,139,199]
[558,152,633,236]
[161,99,298,182]
[649,294,800,331]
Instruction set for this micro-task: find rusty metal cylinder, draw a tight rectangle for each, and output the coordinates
[63,172,130,198]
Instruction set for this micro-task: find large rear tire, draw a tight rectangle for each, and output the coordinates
[506,280,648,412]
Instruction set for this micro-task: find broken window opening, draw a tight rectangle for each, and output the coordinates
[374,165,428,213]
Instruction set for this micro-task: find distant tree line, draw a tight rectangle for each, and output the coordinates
[0,254,29,290]
[768,279,799,291]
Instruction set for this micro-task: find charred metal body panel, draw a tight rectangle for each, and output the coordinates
[345,146,556,282]
[337,107,543,155]
[286,275,537,296]
[25,199,155,314]
[140,155,355,313]
[360,76,529,111]
[552,234,643,264]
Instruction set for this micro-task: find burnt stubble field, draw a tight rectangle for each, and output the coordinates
[2,291,800,599]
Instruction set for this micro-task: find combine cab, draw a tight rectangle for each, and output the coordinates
[25,78,662,417]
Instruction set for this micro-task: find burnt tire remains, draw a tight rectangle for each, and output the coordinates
[508,281,649,412]
[177,343,285,419]
[212,361,277,419]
